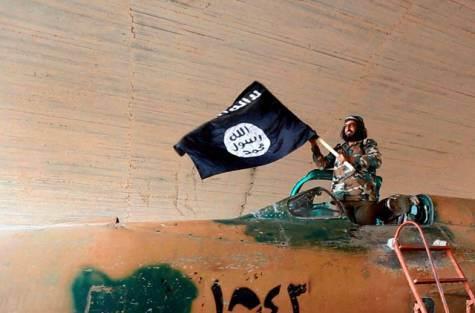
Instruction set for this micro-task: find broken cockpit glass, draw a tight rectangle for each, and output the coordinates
[287,187,345,219]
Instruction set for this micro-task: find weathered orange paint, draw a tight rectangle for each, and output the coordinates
[0,195,473,312]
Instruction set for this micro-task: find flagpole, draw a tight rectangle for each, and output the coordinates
[316,138,355,174]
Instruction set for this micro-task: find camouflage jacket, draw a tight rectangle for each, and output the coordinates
[313,139,382,201]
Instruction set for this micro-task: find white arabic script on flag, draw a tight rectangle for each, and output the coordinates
[224,123,271,158]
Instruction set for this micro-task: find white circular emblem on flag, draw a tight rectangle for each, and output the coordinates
[224,123,271,158]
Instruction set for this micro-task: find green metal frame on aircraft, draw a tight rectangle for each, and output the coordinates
[290,169,383,199]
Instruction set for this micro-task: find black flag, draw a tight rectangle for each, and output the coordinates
[174,81,317,179]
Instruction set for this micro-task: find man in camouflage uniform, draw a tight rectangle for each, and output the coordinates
[310,115,382,225]
[310,115,428,225]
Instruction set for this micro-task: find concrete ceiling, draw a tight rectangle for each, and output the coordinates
[0,0,474,225]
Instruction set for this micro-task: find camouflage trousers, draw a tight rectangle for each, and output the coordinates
[342,195,418,225]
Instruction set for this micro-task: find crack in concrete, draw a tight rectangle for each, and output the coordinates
[129,7,136,38]
[182,167,197,215]
[174,169,185,216]
[239,168,257,216]
[125,94,134,221]
[124,2,137,222]
[191,167,198,203]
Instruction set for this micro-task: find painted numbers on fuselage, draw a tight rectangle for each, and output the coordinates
[211,280,307,313]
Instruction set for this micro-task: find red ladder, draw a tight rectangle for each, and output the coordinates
[394,221,475,313]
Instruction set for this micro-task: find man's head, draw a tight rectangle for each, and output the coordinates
[340,115,367,142]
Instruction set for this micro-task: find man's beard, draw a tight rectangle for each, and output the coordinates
[341,127,366,142]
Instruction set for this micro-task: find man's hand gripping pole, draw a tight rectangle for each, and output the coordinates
[316,138,355,175]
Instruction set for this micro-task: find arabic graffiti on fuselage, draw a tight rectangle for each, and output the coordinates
[71,264,197,313]
[288,283,307,313]
[211,280,307,313]
[218,89,262,117]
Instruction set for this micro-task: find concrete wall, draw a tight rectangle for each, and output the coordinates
[0,0,474,225]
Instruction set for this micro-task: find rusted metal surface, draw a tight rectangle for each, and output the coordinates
[0,1,474,224]
[0,195,473,312]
